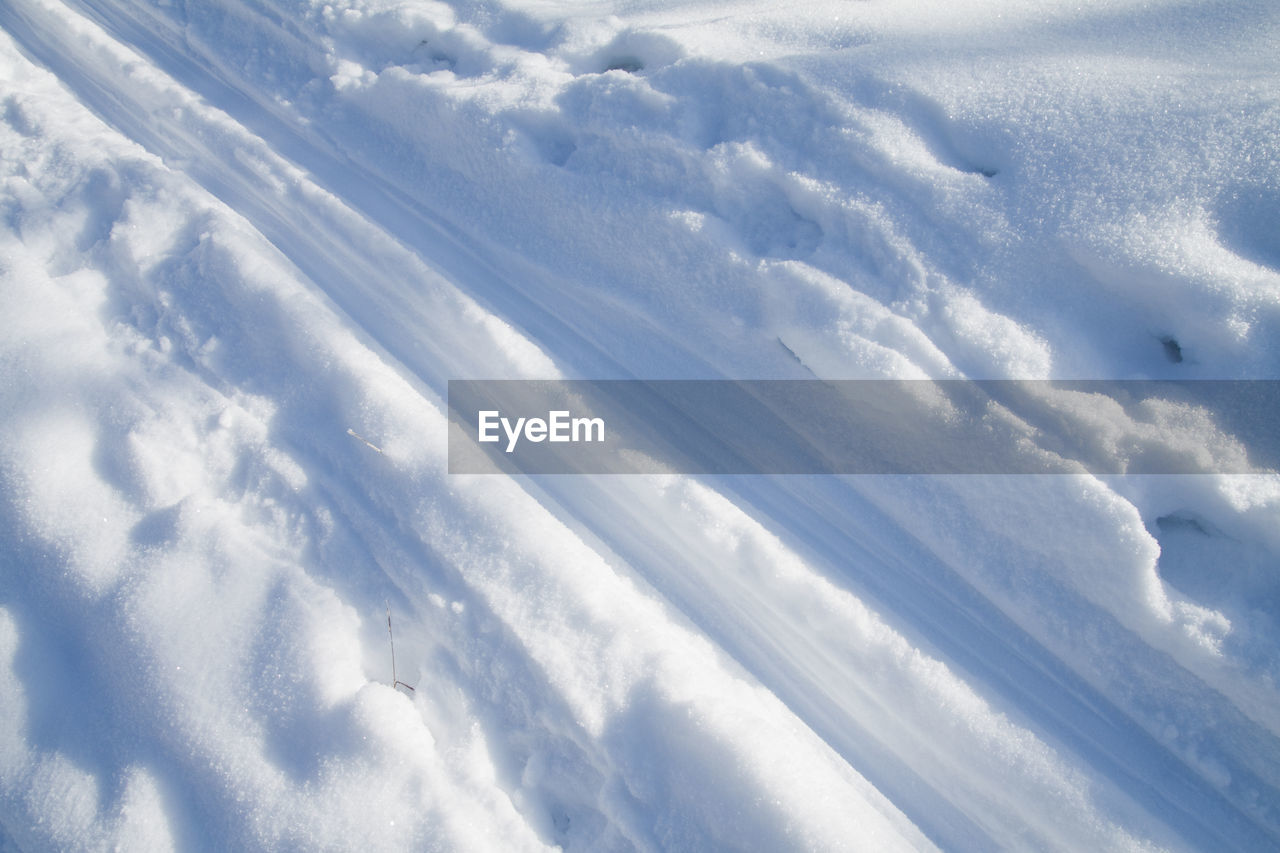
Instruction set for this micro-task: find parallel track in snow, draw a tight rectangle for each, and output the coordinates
[4,0,1278,849]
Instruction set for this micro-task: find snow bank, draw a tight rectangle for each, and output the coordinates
[1,0,1278,849]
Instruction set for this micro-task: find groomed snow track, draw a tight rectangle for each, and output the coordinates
[2,0,1279,850]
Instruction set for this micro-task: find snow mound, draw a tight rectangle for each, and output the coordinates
[2,0,1278,849]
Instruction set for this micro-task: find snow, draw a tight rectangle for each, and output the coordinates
[1,0,1279,849]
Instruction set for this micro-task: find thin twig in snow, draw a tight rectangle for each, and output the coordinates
[348,428,383,453]
[386,601,415,694]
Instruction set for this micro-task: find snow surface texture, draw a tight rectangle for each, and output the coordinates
[1,0,1278,849]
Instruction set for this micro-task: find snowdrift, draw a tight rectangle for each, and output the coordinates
[1,0,1278,849]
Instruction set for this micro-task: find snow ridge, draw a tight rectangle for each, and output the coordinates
[2,0,1279,849]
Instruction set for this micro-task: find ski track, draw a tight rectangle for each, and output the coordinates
[2,0,1279,850]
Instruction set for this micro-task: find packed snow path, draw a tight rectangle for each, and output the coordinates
[2,0,1279,850]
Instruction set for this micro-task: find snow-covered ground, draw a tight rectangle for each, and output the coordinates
[1,0,1278,849]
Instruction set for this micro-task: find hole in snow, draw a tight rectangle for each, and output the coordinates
[603,56,644,74]
[1155,512,1210,538]
[1151,511,1280,643]
[2,97,37,137]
